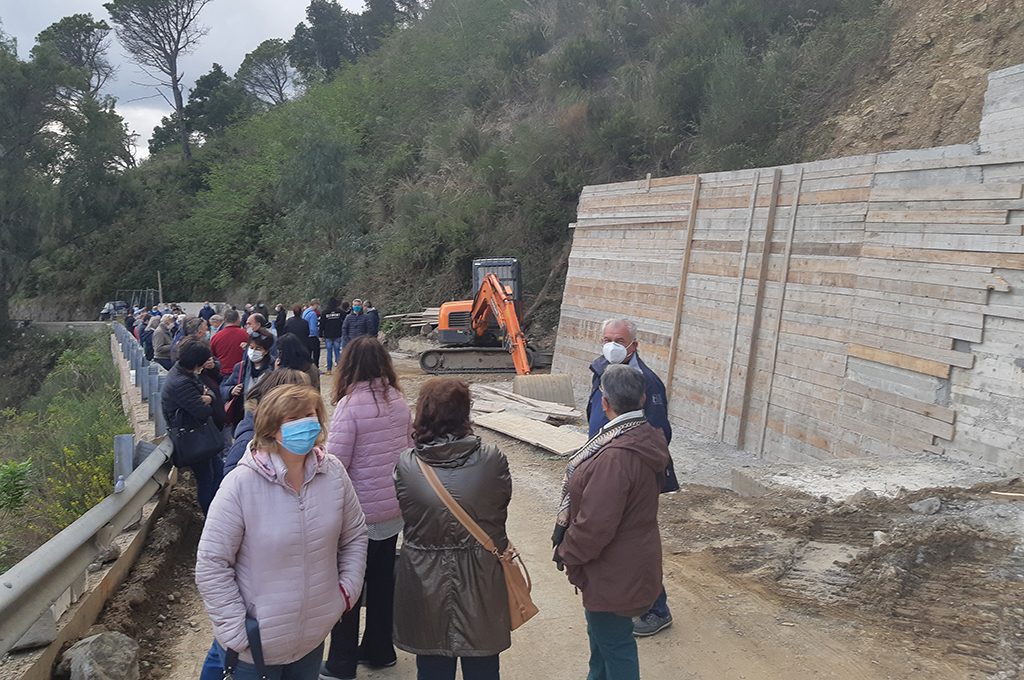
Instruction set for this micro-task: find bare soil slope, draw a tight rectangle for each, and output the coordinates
[812,0,1024,158]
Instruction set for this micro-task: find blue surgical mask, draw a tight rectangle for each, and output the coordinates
[353,305,362,312]
[279,417,321,455]
[205,331,212,340]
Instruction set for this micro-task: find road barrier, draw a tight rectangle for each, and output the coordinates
[0,323,175,659]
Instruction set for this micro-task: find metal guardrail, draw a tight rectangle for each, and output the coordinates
[0,323,174,657]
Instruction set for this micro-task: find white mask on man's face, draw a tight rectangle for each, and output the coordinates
[603,342,629,364]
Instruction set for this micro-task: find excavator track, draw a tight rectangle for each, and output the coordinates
[419,347,536,374]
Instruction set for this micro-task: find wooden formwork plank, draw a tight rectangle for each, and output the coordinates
[866,210,1009,224]
[737,169,783,448]
[665,176,702,400]
[847,344,950,379]
[848,329,975,369]
[866,221,1023,235]
[868,183,1024,202]
[717,172,761,442]
[862,246,1024,269]
[843,379,955,424]
[471,412,588,456]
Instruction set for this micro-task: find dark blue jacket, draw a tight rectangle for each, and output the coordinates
[342,311,373,343]
[587,353,678,492]
[199,305,215,322]
[223,411,255,476]
[367,308,380,336]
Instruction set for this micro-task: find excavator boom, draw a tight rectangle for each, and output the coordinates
[471,273,532,375]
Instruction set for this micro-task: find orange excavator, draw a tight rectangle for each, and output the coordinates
[418,258,575,405]
[419,271,534,375]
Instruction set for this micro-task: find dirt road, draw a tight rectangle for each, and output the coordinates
[101,356,1005,679]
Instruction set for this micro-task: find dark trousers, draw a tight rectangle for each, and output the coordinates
[307,336,321,370]
[190,455,224,516]
[325,535,399,678]
[649,586,669,618]
[416,655,500,680]
[585,610,639,680]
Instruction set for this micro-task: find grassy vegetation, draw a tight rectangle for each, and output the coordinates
[16,0,895,327]
[0,331,132,572]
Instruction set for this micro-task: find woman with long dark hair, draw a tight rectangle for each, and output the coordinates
[320,336,412,679]
[277,332,320,392]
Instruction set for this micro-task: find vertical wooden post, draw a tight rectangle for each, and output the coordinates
[664,176,702,401]
[717,172,760,441]
[757,168,804,457]
[157,271,163,305]
[736,168,782,448]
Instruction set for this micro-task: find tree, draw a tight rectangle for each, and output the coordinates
[104,0,213,160]
[148,63,254,154]
[34,14,116,94]
[236,39,293,107]
[287,0,367,83]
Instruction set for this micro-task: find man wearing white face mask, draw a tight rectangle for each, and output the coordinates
[587,318,679,638]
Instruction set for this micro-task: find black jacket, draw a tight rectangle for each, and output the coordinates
[285,315,310,339]
[367,308,380,336]
[161,363,213,427]
[321,309,345,339]
[224,411,255,476]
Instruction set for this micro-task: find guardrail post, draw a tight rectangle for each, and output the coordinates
[153,393,166,436]
[114,434,134,481]
[140,365,150,400]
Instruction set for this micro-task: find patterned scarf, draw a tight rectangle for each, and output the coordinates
[552,414,647,547]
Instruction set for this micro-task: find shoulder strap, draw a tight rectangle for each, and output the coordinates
[416,457,497,554]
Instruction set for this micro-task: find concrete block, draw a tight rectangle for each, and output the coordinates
[10,609,57,651]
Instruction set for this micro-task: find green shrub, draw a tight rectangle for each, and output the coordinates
[0,332,132,570]
[554,38,613,88]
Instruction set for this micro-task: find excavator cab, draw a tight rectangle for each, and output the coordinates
[437,258,521,346]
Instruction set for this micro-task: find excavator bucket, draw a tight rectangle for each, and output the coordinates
[512,373,577,408]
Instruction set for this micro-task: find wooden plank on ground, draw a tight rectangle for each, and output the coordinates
[472,411,588,456]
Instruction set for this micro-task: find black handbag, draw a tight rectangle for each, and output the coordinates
[168,409,222,468]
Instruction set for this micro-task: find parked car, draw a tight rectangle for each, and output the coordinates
[99,301,129,321]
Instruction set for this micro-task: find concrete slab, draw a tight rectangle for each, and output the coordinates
[732,453,1010,502]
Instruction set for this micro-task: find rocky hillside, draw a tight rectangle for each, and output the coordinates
[815,0,1024,157]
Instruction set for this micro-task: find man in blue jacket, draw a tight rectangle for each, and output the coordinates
[587,318,679,638]
[302,299,321,372]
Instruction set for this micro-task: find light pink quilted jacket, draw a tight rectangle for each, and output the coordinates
[326,379,413,524]
[195,446,368,665]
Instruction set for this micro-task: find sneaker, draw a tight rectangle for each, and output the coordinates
[633,611,672,637]
[358,658,397,668]
[326,369,332,375]
[319,663,355,680]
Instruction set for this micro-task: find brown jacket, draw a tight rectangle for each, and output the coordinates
[392,435,512,656]
[556,423,669,614]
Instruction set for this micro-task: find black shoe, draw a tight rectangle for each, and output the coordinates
[319,662,355,680]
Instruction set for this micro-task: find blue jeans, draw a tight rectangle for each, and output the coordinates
[648,586,670,618]
[585,610,639,680]
[190,455,224,517]
[416,654,500,680]
[202,639,324,680]
[325,337,342,371]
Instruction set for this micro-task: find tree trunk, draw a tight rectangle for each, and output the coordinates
[171,71,191,160]
[522,240,572,330]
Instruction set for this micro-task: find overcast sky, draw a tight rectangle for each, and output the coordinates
[1,0,364,160]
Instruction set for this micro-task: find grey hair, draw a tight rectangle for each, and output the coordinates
[600,363,645,415]
[160,314,175,326]
[602,318,637,341]
[146,316,162,331]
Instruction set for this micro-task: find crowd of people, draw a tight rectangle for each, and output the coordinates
[132,302,674,680]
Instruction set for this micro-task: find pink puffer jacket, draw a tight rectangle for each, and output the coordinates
[327,379,413,524]
[195,446,368,665]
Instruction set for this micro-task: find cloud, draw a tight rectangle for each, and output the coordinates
[4,0,365,152]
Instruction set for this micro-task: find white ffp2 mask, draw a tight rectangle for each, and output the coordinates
[603,342,628,364]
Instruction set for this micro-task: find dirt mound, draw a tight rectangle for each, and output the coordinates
[811,0,1024,158]
[93,478,205,678]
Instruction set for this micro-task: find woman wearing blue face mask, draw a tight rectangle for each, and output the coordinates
[221,329,276,429]
[196,384,369,680]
